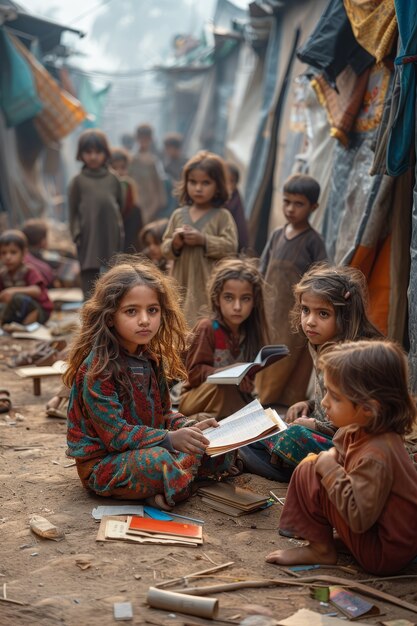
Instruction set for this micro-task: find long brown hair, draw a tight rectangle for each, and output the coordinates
[291,263,382,342]
[318,340,416,435]
[176,150,229,207]
[207,257,271,360]
[63,256,188,388]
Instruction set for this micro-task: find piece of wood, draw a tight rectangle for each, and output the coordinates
[175,574,417,615]
[155,561,235,589]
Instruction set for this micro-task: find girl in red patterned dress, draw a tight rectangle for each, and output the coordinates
[179,257,271,419]
[65,257,235,511]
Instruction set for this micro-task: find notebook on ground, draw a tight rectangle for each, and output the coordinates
[197,482,269,511]
[127,515,203,540]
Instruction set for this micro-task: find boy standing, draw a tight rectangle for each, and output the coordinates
[109,148,143,252]
[257,174,327,407]
[0,230,52,327]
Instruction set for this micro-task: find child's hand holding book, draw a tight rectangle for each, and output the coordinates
[169,426,213,454]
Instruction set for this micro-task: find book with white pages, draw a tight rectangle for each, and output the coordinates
[203,399,287,456]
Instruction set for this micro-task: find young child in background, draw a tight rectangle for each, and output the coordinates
[140,219,170,273]
[162,132,187,217]
[110,147,143,253]
[128,124,167,223]
[0,230,52,327]
[257,174,327,409]
[266,340,417,575]
[239,264,382,481]
[161,151,238,327]
[224,162,249,253]
[68,129,124,299]
[21,219,55,287]
[179,258,270,419]
[65,257,236,511]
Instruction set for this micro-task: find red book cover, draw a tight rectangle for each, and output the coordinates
[127,516,202,539]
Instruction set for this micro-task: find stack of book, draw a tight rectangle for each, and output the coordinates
[197,482,270,517]
[96,515,203,547]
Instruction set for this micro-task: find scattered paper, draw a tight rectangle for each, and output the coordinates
[278,608,373,626]
[91,505,144,521]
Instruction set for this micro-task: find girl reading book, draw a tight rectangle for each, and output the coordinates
[239,264,382,481]
[65,257,236,511]
[179,258,271,419]
[266,340,417,575]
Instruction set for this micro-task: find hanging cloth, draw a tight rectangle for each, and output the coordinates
[0,26,43,126]
[343,0,397,63]
[10,34,86,145]
[386,1,417,176]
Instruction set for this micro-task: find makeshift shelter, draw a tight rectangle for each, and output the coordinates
[0,2,85,226]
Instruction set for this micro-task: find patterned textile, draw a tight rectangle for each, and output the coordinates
[262,424,334,467]
[11,35,86,144]
[67,349,234,505]
[344,0,397,63]
[312,67,371,146]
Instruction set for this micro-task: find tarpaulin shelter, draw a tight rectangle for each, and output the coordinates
[0,2,85,226]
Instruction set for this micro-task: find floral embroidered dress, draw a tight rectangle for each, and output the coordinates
[67,349,234,506]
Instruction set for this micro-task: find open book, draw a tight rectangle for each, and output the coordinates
[204,399,287,456]
[206,344,289,385]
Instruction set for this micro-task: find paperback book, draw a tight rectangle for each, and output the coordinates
[206,344,289,385]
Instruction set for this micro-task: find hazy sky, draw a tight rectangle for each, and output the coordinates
[21,0,250,71]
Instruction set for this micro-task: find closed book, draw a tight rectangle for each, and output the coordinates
[206,344,289,385]
[197,482,269,511]
[127,516,202,540]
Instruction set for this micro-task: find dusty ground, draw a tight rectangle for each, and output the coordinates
[1,326,417,626]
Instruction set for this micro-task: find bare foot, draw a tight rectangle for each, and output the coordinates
[145,494,173,512]
[265,541,337,566]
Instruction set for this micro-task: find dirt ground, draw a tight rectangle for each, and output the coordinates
[1,325,417,626]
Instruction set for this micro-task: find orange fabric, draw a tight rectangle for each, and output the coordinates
[350,235,392,335]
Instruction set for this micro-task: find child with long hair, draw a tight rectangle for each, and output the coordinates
[179,258,271,419]
[69,129,124,299]
[239,264,382,481]
[65,257,235,511]
[266,340,417,575]
[161,151,238,327]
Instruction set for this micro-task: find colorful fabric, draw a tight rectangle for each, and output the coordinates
[12,35,86,144]
[262,424,334,467]
[343,0,397,63]
[67,349,234,505]
[161,207,238,327]
[312,67,371,146]
[279,425,417,574]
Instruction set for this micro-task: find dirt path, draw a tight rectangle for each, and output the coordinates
[1,333,417,625]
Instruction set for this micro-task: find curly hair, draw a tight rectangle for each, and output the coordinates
[207,257,271,360]
[290,263,382,342]
[318,339,416,435]
[63,256,188,390]
[176,150,229,207]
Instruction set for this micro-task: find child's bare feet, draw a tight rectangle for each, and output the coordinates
[145,494,173,512]
[265,541,337,566]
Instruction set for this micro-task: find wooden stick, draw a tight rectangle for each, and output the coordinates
[174,574,417,614]
[155,561,235,589]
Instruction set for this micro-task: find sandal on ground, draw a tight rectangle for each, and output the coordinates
[12,340,67,368]
[0,390,12,414]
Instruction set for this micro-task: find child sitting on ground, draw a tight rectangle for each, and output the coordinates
[65,256,237,511]
[266,340,417,575]
[22,218,55,287]
[179,258,271,420]
[0,230,52,327]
